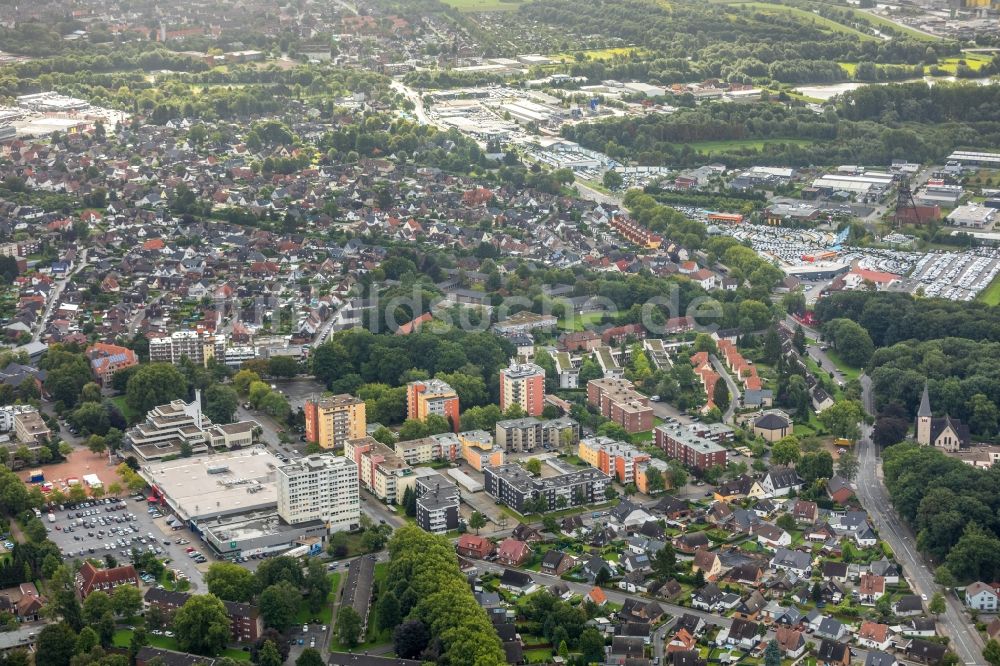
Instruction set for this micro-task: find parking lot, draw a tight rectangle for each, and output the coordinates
[44,496,206,591]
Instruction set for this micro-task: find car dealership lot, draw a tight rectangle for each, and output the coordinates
[45,496,206,590]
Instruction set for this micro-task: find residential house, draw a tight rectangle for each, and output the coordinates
[761,466,803,497]
[691,549,722,581]
[720,617,763,651]
[770,548,811,577]
[456,534,494,560]
[864,651,899,666]
[893,595,924,617]
[859,573,885,606]
[499,569,535,595]
[774,626,806,659]
[540,550,575,576]
[965,581,999,611]
[816,639,850,666]
[496,538,531,567]
[586,586,608,606]
[791,500,818,523]
[857,621,892,651]
[754,523,791,549]
[674,531,710,554]
[906,639,947,665]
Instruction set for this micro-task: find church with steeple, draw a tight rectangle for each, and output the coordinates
[915,382,970,452]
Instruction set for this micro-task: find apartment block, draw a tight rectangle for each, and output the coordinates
[13,409,50,445]
[495,416,580,453]
[344,436,416,504]
[148,330,226,367]
[459,430,505,471]
[275,454,360,532]
[484,463,609,513]
[654,423,728,471]
[406,379,460,431]
[394,432,461,465]
[144,588,262,644]
[304,394,366,449]
[499,362,545,416]
[586,377,654,433]
[414,472,460,534]
[577,436,650,485]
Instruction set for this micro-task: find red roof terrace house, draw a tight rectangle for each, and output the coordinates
[75,562,139,598]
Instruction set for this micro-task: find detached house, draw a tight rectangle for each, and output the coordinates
[496,538,531,567]
[761,466,803,497]
[774,626,806,659]
[858,573,885,606]
[816,639,850,666]
[857,621,891,651]
[965,581,999,611]
[770,548,811,577]
[691,549,722,581]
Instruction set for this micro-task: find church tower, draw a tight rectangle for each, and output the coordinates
[916,382,932,445]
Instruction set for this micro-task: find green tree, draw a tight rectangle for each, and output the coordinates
[259,581,300,632]
[712,379,730,411]
[257,640,282,666]
[205,562,256,603]
[578,627,605,665]
[233,370,261,395]
[929,591,946,616]
[296,648,325,666]
[377,590,401,630]
[126,363,187,415]
[983,639,1000,666]
[771,436,801,466]
[579,358,603,383]
[336,606,362,648]
[837,452,859,481]
[763,639,782,666]
[111,583,143,617]
[799,451,834,484]
[525,458,542,475]
[652,543,676,581]
[818,400,864,440]
[35,623,77,666]
[173,594,232,656]
[268,356,299,378]
[203,384,240,425]
[602,170,623,190]
[304,558,332,613]
[75,626,98,655]
[469,512,486,535]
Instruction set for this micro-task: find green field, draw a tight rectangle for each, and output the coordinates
[111,395,140,425]
[842,6,939,41]
[685,138,814,154]
[715,1,879,41]
[930,52,994,74]
[113,629,250,661]
[977,273,1000,306]
[558,311,604,331]
[441,0,531,10]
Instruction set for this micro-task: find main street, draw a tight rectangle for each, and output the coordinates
[33,248,89,342]
[856,376,982,666]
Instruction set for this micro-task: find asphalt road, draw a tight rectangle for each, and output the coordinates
[856,376,982,666]
[33,249,88,342]
[709,354,740,423]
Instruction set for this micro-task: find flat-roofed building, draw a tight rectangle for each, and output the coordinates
[13,409,49,445]
[485,463,609,513]
[459,430,505,471]
[126,390,254,462]
[495,416,579,453]
[148,330,225,367]
[394,432,461,464]
[654,424,728,471]
[406,379,459,432]
[586,377,653,433]
[414,472,460,534]
[304,394,366,449]
[344,437,416,504]
[500,362,545,416]
[276,453,360,531]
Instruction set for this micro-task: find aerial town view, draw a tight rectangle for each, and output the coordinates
[1,0,1000,665]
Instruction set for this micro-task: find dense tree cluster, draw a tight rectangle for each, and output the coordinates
[883,443,1000,583]
[385,526,505,665]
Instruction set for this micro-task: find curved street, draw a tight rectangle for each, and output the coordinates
[856,375,983,666]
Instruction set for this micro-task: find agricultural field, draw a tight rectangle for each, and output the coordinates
[547,46,648,61]
[930,52,993,74]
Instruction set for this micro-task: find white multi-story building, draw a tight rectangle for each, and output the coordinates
[149,331,226,367]
[275,454,360,532]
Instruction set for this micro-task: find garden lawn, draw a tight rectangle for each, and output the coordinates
[977,272,1000,306]
[111,395,140,425]
[113,629,250,661]
[294,572,340,625]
